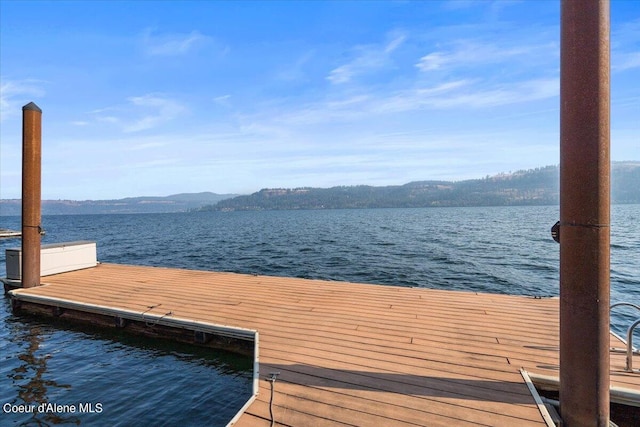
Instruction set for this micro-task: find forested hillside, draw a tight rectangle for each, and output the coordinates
[200,162,639,211]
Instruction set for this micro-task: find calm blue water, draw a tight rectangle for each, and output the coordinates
[1,205,639,425]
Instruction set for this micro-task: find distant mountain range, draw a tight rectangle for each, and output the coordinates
[0,192,238,216]
[199,162,640,211]
[1,162,638,215]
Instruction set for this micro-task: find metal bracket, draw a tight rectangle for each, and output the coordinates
[551,221,560,243]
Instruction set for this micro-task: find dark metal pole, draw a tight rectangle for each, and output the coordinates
[21,102,42,288]
[560,1,610,426]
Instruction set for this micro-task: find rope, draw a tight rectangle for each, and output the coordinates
[140,304,173,327]
[141,304,161,315]
[267,372,280,427]
[144,311,173,327]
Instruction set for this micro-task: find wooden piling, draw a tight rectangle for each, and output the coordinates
[21,102,43,288]
[560,1,611,425]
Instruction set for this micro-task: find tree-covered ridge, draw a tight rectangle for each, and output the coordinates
[201,163,639,211]
[1,163,637,215]
[0,192,239,216]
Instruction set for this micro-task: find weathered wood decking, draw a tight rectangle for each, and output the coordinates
[8,263,639,426]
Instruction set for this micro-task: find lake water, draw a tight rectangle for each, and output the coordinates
[1,205,638,426]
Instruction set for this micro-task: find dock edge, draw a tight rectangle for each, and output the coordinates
[8,290,260,427]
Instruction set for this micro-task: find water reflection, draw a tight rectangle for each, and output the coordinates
[9,325,79,426]
[1,303,253,426]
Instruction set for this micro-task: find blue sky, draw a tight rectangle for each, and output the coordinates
[1,1,638,200]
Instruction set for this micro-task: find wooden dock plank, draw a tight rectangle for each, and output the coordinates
[256,360,544,422]
[9,263,639,426]
[251,381,517,427]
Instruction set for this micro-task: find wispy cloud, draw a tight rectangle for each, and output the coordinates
[613,51,640,71]
[0,78,45,122]
[123,94,186,132]
[612,18,640,48]
[605,18,639,71]
[97,115,120,124]
[277,50,315,82]
[416,40,553,72]
[327,33,406,84]
[244,76,557,133]
[142,29,212,56]
[418,78,559,108]
[213,94,232,107]
[89,94,186,132]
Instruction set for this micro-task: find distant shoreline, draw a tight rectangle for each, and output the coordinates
[1,162,638,215]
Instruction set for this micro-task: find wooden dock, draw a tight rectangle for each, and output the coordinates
[0,228,21,239]
[8,263,639,426]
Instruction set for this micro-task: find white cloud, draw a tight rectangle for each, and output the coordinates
[384,34,406,54]
[327,33,406,84]
[0,78,45,122]
[213,94,232,107]
[372,80,472,113]
[89,94,186,133]
[243,76,557,133]
[277,51,315,82]
[392,77,558,110]
[327,65,354,85]
[416,40,549,72]
[142,29,211,56]
[97,115,120,124]
[422,78,558,108]
[416,52,447,71]
[612,18,640,50]
[613,51,640,71]
[123,94,186,132]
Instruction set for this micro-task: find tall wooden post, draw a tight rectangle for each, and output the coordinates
[21,102,42,288]
[560,1,610,425]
